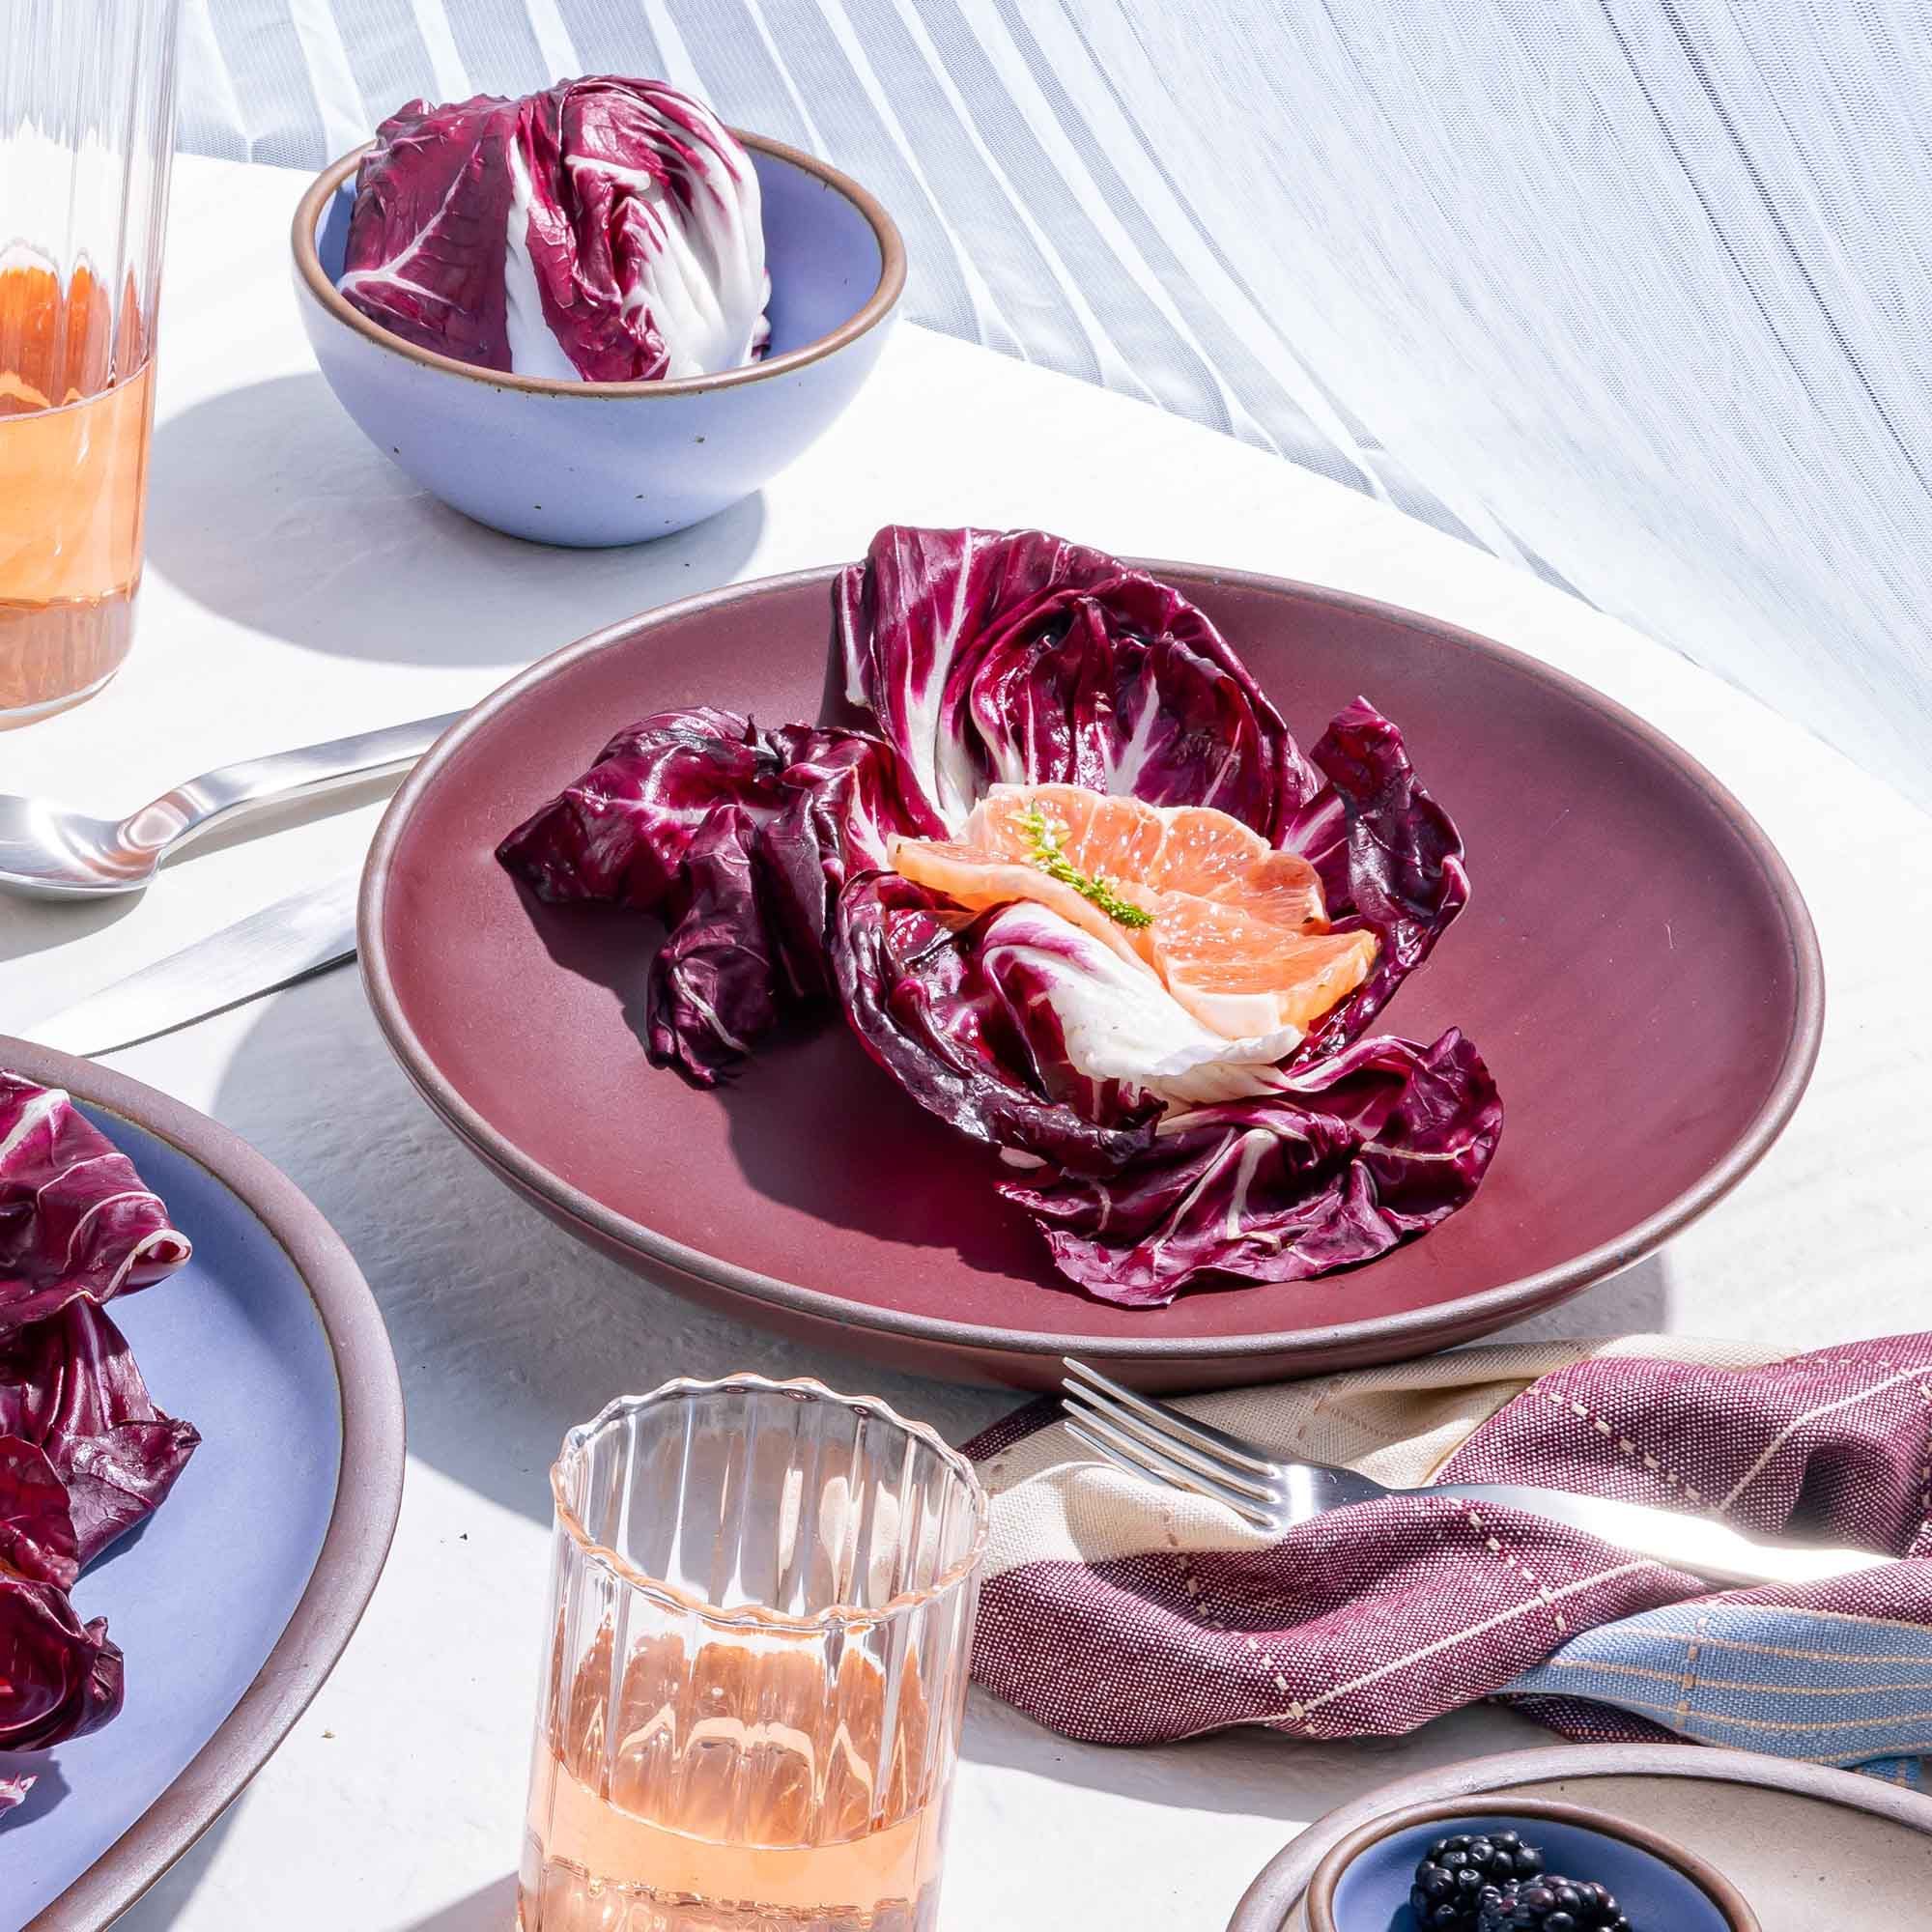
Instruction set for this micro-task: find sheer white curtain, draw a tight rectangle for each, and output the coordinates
[185,0,1932,805]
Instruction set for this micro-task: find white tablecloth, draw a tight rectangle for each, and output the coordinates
[6,155,1930,1932]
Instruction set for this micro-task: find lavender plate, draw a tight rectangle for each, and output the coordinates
[0,1041,403,1931]
[361,565,1821,1391]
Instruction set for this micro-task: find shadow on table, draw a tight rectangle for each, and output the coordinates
[1490,1249,1673,1343]
[0,892,138,967]
[209,967,1013,1531]
[145,374,768,668]
[391,1873,518,1930]
[961,1690,1550,1819]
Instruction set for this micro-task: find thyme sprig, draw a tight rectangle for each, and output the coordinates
[1018,805,1153,929]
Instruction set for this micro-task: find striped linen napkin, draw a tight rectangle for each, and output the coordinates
[966,1334,1932,1782]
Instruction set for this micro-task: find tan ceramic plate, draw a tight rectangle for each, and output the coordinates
[1228,1745,1932,1931]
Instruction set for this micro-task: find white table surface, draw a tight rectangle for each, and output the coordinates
[5,155,1930,1932]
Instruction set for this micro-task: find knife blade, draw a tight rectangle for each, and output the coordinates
[1436,1481,1891,1588]
[22,871,362,1059]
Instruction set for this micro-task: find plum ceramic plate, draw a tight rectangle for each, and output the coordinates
[1227,1743,1932,1930]
[361,564,1822,1391]
[0,1041,403,1932]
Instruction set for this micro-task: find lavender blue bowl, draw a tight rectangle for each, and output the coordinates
[1305,1799,1756,1932]
[292,133,904,548]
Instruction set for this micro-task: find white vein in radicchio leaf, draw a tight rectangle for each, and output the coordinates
[338,93,516,371]
[341,76,767,382]
[0,1075,193,1341]
[833,873,1161,1176]
[0,1077,197,1756]
[496,708,939,1086]
[833,526,1321,837]
[997,1030,1501,1305]
[963,897,1305,1105]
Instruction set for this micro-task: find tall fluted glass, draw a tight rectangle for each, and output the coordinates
[0,0,181,724]
[521,1375,989,1932]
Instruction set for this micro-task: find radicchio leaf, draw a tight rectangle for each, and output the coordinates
[0,1772,33,1813]
[833,526,1319,837]
[834,873,1160,1175]
[0,1568,122,1751]
[497,709,936,1085]
[495,529,1496,1309]
[1283,698,1470,1055]
[0,1437,77,1588]
[341,77,766,382]
[338,93,516,374]
[997,1030,1501,1305]
[0,1075,192,1342]
[898,894,1304,1106]
[0,1301,200,1570]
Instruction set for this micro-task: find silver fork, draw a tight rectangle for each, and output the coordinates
[1059,1357,1891,1589]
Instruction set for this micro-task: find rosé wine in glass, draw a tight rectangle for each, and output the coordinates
[0,0,180,725]
[519,1376,987,1932]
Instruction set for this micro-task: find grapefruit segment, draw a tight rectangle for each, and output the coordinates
[889,783,1377,1041]
[1144,895,1377,1037]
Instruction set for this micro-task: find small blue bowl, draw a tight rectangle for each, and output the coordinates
[292,130,903,547]
[1306,1798,1756,1932]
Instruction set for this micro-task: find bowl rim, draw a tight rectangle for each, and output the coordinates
[1302,1794,1759,1932]
[0,1036,405,1932]
[356,559,1826,1370]
[291,127,906,399]
[1231,1743,1932,1931]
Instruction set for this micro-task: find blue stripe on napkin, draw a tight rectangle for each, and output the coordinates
[1507,1601,1932,1783]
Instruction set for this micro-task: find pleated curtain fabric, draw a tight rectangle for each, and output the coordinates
[185,0,1932,808]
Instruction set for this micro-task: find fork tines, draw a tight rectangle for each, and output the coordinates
[1059,1357,1276,1529]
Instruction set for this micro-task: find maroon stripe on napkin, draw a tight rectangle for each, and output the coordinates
[970,1335,1932,1746]
[1438,1338,1932,1548]
[974,1494,1694,1745]
[965,1396,1061,1463]
[1498,1693,1685,1746]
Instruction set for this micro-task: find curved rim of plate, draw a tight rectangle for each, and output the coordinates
[1227,1742,1932,1931]
[292,129,907,399]
[1302,1793,1757,1932]
[359,561,1825,1366]
[0,1037,406,1932]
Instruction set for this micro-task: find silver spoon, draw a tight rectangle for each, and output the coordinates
[0,712,464,898]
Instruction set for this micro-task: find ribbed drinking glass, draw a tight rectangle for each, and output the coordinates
[520,1375,990,1932]
[0,0,181,724]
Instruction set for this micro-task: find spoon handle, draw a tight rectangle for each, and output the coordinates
[117,712,467,860]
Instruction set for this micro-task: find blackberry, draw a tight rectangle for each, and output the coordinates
[1408,1832,1546,1929]
[1476,1874,1634,1931]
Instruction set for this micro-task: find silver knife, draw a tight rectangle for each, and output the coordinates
[1434,1482,1890,1588]
[22,871,360,1058]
